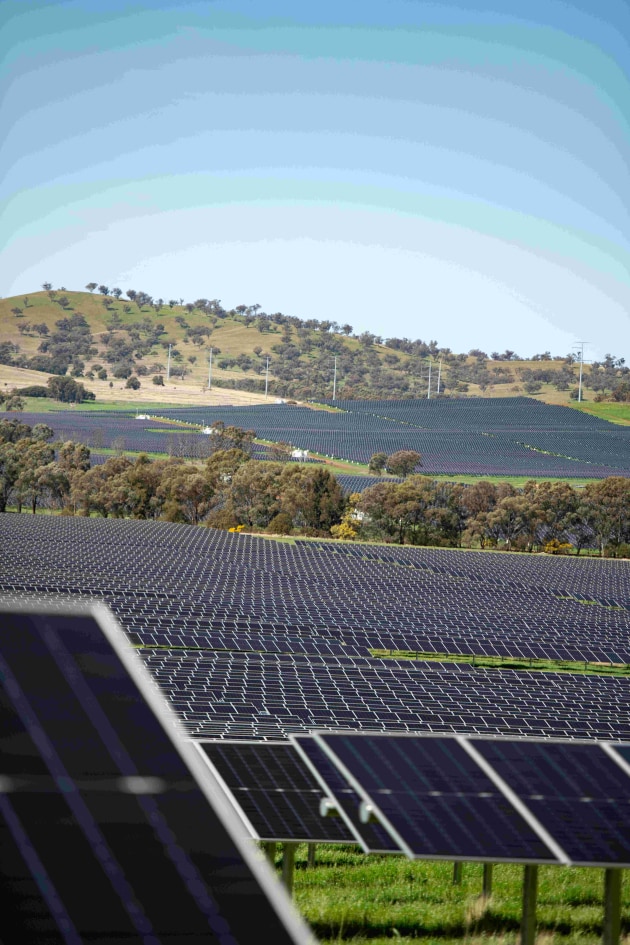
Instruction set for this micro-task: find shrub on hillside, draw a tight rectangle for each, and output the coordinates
[16,385,50,398]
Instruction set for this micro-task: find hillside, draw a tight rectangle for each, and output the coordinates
[0,287,627,405]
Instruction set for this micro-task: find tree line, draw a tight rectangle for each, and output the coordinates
[1,418,629,555]
[350,476,630,556]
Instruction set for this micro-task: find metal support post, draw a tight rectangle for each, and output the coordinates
[520,864,538,945]
[452,861,463,884]
[603,868,622,945]
[281,842,297,895]
[307,843,316,868]
[482,863,494,899]
[263,841,276,865]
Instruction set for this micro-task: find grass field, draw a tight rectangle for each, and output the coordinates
[277,845,628,944]
[572,403,630,426]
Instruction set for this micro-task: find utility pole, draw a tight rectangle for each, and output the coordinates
[574,342,589,402]
[333,356,337,401]
[207,347,213,389]
[427,357,432,400]
[265,357,270,398]
[437,358,442,395]
[166,343,172,381]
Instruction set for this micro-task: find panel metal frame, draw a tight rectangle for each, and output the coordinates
[290,734,401,855]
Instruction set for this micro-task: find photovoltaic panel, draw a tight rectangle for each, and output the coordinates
[314,733,560,863]
[0,600,312,945]
[290,735,400,854]
[196,740,354,844]
[469,737,630,867]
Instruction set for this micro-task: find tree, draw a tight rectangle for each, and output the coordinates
[368,452,388,474]
[152,375,164,386]
[10,307,23,318]
[158,464,217,525]
[386,450,422,477]
[125,376,141,390]
[4,393,25,411]
[85,283,97,292]
[98,285,109,295]
[47,376,95,403]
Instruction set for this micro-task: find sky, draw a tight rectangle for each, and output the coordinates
[1,0,629,359]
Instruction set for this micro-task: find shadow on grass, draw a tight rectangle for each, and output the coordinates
[308,910,622,940]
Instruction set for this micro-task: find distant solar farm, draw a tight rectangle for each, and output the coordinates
[8,396,630,478]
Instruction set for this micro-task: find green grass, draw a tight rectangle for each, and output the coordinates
[369,650,630,678]
[429,474,600,487]
[17,397,198,413]
[571,402,630,426]
[272,845,629,944]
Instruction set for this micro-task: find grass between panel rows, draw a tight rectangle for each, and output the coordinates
[272,845,628,944]
[369,651,630,678]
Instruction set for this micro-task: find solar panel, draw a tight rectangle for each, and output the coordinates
[290,735,400,854]
[196,740,354,844]
[0,600,312,944]
[469,737,630,867]
[313,732,561,863]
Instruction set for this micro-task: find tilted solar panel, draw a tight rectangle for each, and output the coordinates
[0,600,313,944]
[468,737,630,867]
[290,735,400,854]
[314,732,561,863]
[196,740,353,844]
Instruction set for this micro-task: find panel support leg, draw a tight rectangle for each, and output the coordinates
[307,843,316,868]
[452,862,463,884]
[482,863,494,899]
[520,865,538,945]
[282,842,297,896]
[263,841,277,865]
[603,868,622,945]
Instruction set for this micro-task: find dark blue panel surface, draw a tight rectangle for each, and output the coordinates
[198,741,353,843]
[472,738,630,866]
[315,733,558,862]
[0,605,310,944]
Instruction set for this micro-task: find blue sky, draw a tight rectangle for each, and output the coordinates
[1,0,629,358]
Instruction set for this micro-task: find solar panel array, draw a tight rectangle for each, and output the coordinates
[6,394,630,477]
[1,515,629,742]
[311,732,630,867]
[151,397,630,477]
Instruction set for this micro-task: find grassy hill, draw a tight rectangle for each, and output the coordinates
[0,287,624,406]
